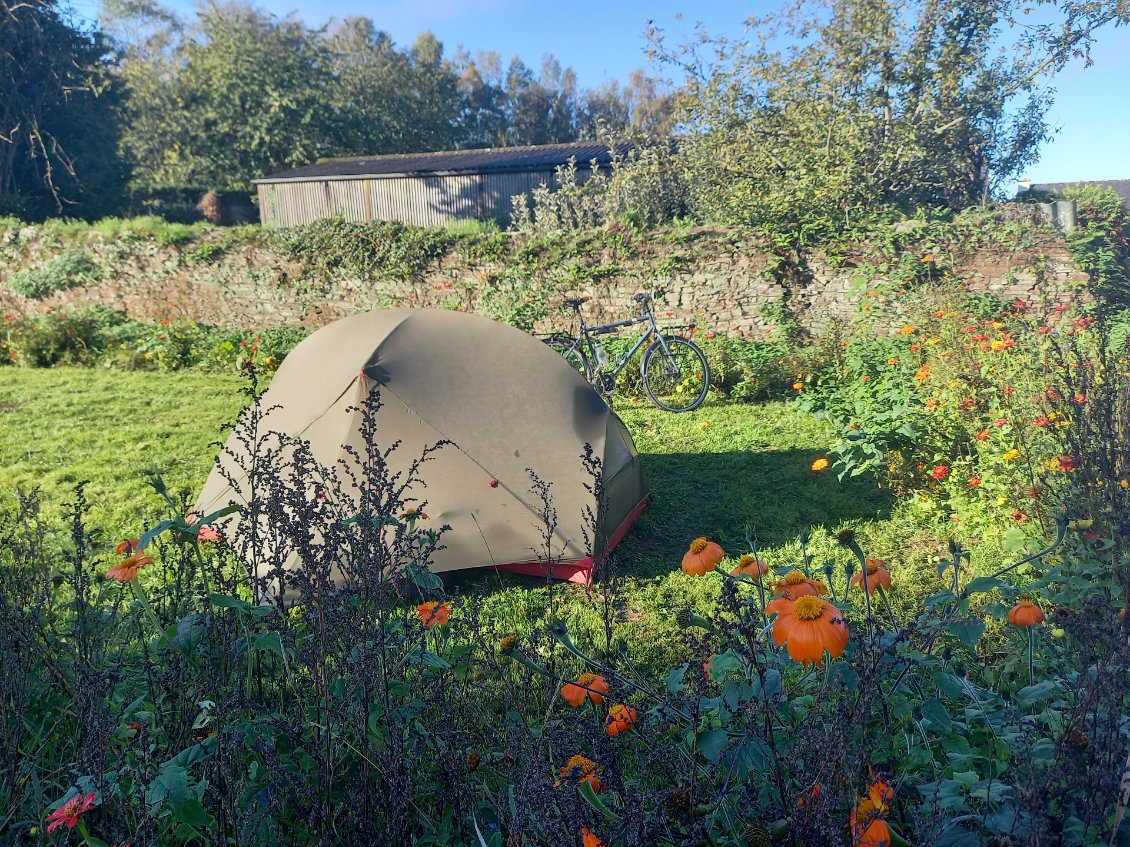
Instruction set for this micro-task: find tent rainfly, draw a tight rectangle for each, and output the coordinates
[196,309,648,590]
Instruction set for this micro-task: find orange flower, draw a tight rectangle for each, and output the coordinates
[850,771,893,847]
[561,672,609,708]
[581,827,605,847]
[850,560,892,594]
[106,553,154,582]
[897,325,915,335]
[731,553,769,581]
[682,537,724,576]
[913,367,930,381]
[558,754,602,793]
[605,703,638,736]
[416,601,451,627]
[811,457,830,472]
[45,791,97,833]
[114,538,139,555]
[766,595,849,664]
[773,569,829,600]
[851,816,891,847]
[1008,594,1045,626]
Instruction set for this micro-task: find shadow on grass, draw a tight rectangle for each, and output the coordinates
[616,448,896,579]
[447,447,894,593]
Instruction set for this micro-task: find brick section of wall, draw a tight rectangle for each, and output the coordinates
[0,226,1089,338]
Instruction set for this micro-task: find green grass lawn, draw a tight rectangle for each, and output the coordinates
[0,368,942,672]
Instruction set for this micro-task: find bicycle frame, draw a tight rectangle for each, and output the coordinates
[573,301,682,380]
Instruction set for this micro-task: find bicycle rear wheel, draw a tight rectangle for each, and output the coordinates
[641,336,710,411]
[544,335,592,382]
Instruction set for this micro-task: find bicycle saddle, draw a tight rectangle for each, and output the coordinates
[562,296,591,308]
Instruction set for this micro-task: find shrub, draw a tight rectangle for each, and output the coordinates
[1,308,308,373]
[271,217,457,281]
[6,250,101,298]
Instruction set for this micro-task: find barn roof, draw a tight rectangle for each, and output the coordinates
[1028,179,1130,209]
[255,141,633,184]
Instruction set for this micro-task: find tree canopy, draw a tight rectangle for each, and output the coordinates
[0,0,126,217]
[648,0,1127,234]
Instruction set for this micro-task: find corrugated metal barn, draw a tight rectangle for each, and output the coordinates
[254,142,628,228]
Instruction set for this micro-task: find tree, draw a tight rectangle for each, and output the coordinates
[648,0,1122,234]
[502,55,579,146]
[579,69,678,139]
[451,49,508,148]
[115,0,332,189]
[327,18,418,155]
[0,0,126,217]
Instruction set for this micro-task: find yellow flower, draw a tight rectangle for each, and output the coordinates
[925,337,941,345]
[1001,449,1020,461]
[811,458,830,472]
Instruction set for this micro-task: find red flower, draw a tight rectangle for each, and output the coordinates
[1072,394,1087,405]
[605,703,638,736]
[992,418,1008,427]
[968,476,981,488]
[416,601,451,627]
[561,673,609,708]
[1074,316,1094,329]
[558,755,602,793]
[46,791,97,833]
[931,465,949,481]
[1058,455,1078,472]
[186,512,221,541]
[106,553,154,582]
[1036,325,1052,334]
[114,538,139,555]
[975,430,990,441]
[959,398,974,410]
[1009,595,1045,626]
[1032,417,1051,427]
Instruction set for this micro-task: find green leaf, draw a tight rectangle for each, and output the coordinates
[177,797,214,827]
[706,649,741,682]
[921,697,953,732]
[946,619,984,651]
[197,503,242,524]
[578,780,622,823]
[665,665,688,695]
[696,728,729,763]
[932,671,966,700]
[420,651,451,670]
[252,631,284,656]
[963,576,1006,595]
[1017,680,1059,707]
[138,519,175,550]
[208,593,251,611]
[952,770,979,789]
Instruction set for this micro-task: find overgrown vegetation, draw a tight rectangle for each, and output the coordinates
[6,250,100,298]
[2,309,1128,843]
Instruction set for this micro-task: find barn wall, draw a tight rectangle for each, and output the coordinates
[258,167,590,228]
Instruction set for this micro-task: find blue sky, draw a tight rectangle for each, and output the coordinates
[73,0,1129,184]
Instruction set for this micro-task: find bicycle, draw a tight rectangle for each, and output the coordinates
[543,289,710,412]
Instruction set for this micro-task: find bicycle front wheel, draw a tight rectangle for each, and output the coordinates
[544,335,592,382]
[641,336,710,411]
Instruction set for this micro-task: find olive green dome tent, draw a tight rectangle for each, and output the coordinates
[196,309,648,588]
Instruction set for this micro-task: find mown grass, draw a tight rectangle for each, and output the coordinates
[0,368,946,674]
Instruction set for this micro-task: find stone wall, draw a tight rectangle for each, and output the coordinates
[0,224,1089,339]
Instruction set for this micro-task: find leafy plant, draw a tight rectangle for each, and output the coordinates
[6,250,101,298]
